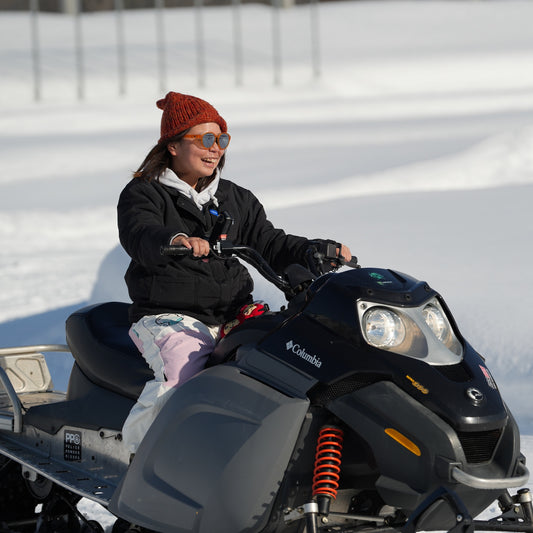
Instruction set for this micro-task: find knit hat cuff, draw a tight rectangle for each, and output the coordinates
[157,92,227,143]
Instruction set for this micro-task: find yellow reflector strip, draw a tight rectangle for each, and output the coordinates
[384,428,421,456]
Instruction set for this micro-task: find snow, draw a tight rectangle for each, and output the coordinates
[1,0,533,529]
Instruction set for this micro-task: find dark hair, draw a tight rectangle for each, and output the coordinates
[133,130,226,191]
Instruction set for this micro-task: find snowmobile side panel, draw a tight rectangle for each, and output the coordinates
[328,380,520,526]
[109,364,310,533]
[234,345,318,398]
[329,381,462,506]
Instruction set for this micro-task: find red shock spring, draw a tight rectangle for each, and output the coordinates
[312,426,344,501]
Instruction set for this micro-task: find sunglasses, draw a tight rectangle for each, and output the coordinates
[183,132,231,150]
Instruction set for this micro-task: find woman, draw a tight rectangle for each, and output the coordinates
[118,91,352,451]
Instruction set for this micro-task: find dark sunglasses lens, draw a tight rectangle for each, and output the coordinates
[202,133,216,148]
[218,134,230,149]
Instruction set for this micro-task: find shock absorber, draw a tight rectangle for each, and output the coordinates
[312,426,344,516]
[518,489,533,523]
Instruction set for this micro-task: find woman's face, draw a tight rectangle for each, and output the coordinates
[168,122,226,187]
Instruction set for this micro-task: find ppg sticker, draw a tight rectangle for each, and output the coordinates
[64,430,82,462]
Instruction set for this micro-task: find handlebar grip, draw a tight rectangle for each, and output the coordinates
[344,257,360,269]
[160,245,191,256]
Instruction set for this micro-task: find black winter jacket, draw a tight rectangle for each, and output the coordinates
[118,177,323,325]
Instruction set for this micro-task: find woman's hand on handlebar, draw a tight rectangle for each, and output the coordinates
[338,244,352,263]
[170,235,210,257]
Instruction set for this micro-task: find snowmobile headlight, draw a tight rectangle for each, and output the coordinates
[363,308,406,348]
[357,298,463,364]
[422,298,463,356]
[422,303,448,342]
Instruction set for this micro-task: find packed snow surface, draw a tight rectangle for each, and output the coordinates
[1,0,533,528]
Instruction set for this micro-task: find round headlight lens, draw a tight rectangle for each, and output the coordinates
[422,303,448,342]
[363,308,406,348]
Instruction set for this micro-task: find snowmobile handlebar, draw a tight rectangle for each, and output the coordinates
[161,240,294,296]
[160,239,358,299]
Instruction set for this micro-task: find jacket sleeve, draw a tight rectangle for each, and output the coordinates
[117,179,184,268]
[237,188,323,274]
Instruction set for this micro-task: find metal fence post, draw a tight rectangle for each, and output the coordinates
[194,0,206,87]
[30,0,41,101]
[271,0,281,86]
[310,0,320,79]
[23,0,323,100]
[74,0,85,100]
[115,0,126,95]
[232,0,243,86]
[155,0,167,94]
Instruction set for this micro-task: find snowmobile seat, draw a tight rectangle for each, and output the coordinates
[65,302,153,401]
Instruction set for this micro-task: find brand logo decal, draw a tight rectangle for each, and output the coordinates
[285,340,322,368]
[369,272,393,286]
[155,314,184,327]
[479,365,498,390]
[406,375,429,394]
[466,387,485,405]
[64,430,82,462]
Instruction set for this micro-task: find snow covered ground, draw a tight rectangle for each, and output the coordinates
[1,0,533,528]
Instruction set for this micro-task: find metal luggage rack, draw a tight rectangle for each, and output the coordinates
[0,344,70,432]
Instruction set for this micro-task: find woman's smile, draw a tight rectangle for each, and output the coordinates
[168,122,225,188]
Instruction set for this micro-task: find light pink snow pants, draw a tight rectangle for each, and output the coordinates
[122,313,219,452]
[129,313,219,388]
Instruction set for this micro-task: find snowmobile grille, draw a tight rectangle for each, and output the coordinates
[309,374,386,405]
[457,429,502,463]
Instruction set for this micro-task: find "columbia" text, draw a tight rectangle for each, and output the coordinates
[285,340,322,368]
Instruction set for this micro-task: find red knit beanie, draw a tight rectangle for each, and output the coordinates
[156,92,227,143]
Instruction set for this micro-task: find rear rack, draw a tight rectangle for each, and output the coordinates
[0,344,70,432]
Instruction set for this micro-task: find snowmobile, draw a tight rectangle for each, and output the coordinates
[0,225,532,533]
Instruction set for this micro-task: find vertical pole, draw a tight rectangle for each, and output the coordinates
[310,0,320,80]
[271,0,281,86]
[115,0,126,96]
[30,0,41,101]
[74,0,84,100]
[232,0,243,86]
[155,0,167,94]
[194,0,205,87]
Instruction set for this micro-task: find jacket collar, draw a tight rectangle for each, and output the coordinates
[159,169,220,210]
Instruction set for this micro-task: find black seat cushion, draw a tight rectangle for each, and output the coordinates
[66,302,153,400]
